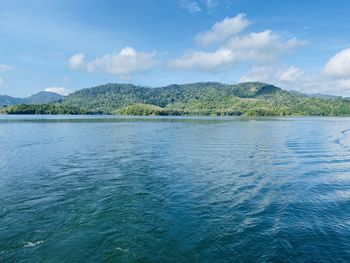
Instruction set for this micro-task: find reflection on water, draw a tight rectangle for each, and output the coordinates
[1,116,350,262]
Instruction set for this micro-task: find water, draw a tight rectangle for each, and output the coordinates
[1,115,350,262]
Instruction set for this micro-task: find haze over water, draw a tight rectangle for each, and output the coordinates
[1,116,350,262]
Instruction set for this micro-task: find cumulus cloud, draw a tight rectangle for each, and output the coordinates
[171,30,305,72]
[195,14,251,46]
[323,48,350,78]
[44,87,70,96]
[170,14,305,72]
[310,48,350,95]
[257,49,350,96]
[86,47,157,78]
[240,64,350,96]
[169,49,236,71]
[0,64,12,72]
[278,66,304,82]
[225,30,305,62]
[69,53,85,69]
[240,66,272,83]
[297,76,350,96]
[0,77,3,87]
[69,47,157,78]
[180,1,201,13]
[240,66,304,85]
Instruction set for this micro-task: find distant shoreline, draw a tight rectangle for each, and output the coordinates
[2,111,350,117]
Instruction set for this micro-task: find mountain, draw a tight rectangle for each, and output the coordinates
[289,90,341,100]
[62,82,287,113]
[0,95,23,106]
[25,91,64,104]
[3,82,350,116]
[0,91,64,106]
[60,82,350,116]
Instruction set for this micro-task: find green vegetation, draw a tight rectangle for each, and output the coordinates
[2,82,350,116]
[0,104,91,115]
[62,82,350,116]
[115,103,166,115]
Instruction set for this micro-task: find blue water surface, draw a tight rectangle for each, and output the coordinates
[1,115,350,262]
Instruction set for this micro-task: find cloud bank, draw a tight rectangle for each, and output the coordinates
[195,14,251,46]
[240,66,304,85]
[170,28,305,72]
[323,48,350,78]
[69,47,157,78]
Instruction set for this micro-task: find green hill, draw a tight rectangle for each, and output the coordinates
[24,91,64,104]
[61,82,350,116]
[2,82,350,116]
[0,91,64,106]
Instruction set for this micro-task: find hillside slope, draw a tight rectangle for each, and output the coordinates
[63,82,285,113]
[61,82,350,116]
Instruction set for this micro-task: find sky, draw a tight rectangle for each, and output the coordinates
[1,0,350,97]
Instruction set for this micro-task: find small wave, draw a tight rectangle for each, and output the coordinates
[333,127,350,151]
[23,241,44,248]
[114,246,129,254]
[341,128,350,135]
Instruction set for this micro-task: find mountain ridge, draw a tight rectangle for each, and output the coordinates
[62,82,286,112]
[59,82,350,116]
[2,82,350,116]
[0,91,64,106]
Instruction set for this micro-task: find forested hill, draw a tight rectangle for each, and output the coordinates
[62,82,286,113]
[0,91,63,106]
[60,82,350,116]
[64,82,283,110]
[2,82,350,116]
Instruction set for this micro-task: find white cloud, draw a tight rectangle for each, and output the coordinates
[85,47,157,78]
[44,87,70,96]
[240,65,350,96]
[240,66,276,83]
[225,30,305,62]
[336,79,350,88]
[171,14,305,72]
[240,66,303,84]
[278,66,304,82]
[70,47,158,78]
[180,1,202,13]
[0,77,3,87]
[195,14,251,46]
[207,0,219,8]
[309,48,350,95]
[297,76,350,96]
[69,53,85,69]
[323,48,350,78]
[169,49,235,71]
[0,64,12,72]
[171,30,305,72]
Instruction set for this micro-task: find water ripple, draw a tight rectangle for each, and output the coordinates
[1,116,350,262]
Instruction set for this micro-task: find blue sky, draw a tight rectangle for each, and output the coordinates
[1,0,350,97]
